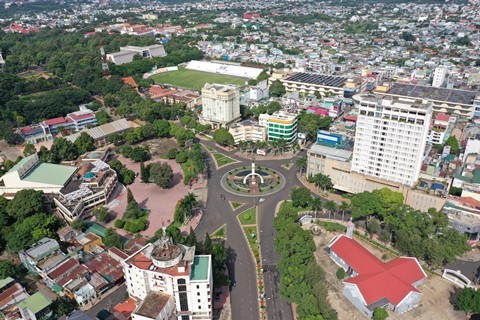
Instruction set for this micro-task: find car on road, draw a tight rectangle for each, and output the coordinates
[259,198,265,203]
[214,293,221,302]
[220,194,225,200]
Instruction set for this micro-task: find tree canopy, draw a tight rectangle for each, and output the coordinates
[149,162,174,189]
[213,128,234,146]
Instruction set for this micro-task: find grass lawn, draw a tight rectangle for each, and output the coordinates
[211,225,226,239]
[212,153,236,168]
[230,201,244,210]
[279,201,311,214]
[243,226,260,257]
[151,67,246,90]
[180,159,195,176]
[238,207,257,225]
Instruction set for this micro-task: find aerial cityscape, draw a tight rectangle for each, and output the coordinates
[0,0,479,319]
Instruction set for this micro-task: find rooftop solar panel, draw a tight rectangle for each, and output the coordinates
[284,72,347,88]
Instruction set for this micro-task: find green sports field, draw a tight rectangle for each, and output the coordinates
[150,68,247,90]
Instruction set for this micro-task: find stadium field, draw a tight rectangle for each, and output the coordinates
[150,68,247,90]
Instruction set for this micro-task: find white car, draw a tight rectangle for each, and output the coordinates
[259,198,265,203]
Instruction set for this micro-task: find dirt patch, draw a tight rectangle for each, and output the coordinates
[141,138,179,159]
[309,226,464,320]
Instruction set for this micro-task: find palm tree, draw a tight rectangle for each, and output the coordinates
[318,174,332,194]
[340,201,349,222]
[325,200,337,220]
[310,197,322,220]
[296,156,307,177]
[181,192,198,222]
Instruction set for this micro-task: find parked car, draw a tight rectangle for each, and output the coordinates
[259,198,265,203]
[220,194,225,200]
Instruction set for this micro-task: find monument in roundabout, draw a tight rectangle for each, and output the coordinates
[221,154,285,196]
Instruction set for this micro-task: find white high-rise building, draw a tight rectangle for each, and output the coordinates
[201,83,240,129]
[432,67,447,88]
[122,230,213,320]
[352,95,432,186]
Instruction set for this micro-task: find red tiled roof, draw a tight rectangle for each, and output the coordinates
[122,77,137,88]
[44,117,66,126]
[108,247,129,261]
[130,253,152,270]
[455,196,480,208]
[344,115,357,122]
[19,125,43,134]
[330,235,426,306]
[67,112,95,121]
[0,283,27,308]
[48,257,80,281]
[112,297,137,319]
[435,113,450,122]
[57,264,89,287]
[84,252,124,283]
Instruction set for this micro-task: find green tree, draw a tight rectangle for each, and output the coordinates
[74,132,95,155]
[149,162,174,189]
[52,297,77,319]
[290,187,312,208]
[103,228,124,248]
[213,128,234,146]
[336,267,345,280]
[372,308,389,320]
[93,207,109,223]
[298,112,332,141]
[140,162,150,183]
[401,32,415,42]
[310,197,323,219]
[375,188,404,216]
[367,218,380,235]
[50,137,79,163]
[124,191,144,221]
[129,146,150,162]
[456,287,480,317]
[0,260,19,279]
[71,219,87,231]
[95,110,110,125]
[204,233,213,255]
[445,135,460,154]
[350,191,382,219]
[7,189,44,219]
[185,227,197,247]
[23,143,36,157]
[269,80,286,97]
[296,156,307,176]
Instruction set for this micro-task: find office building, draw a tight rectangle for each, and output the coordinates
[352,95,432,187]
[122,229,212,320]
[228,120,267,144]
[259,110,298,144]
[201,83,240,129]
[432,67,447,88]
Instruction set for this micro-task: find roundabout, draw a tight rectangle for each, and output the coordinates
[220,160,286,197]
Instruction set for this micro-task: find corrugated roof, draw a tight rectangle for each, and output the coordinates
[0,277,14,290]
[5,154,36,175]
[65,119,131,143]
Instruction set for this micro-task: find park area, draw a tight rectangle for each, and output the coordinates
[150,68,247,90]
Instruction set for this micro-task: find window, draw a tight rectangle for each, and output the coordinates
[179,292,189,311]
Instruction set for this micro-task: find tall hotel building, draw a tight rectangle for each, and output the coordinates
[201,83,240,129]
[352,95,432,186]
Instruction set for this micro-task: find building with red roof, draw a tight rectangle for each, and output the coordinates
[328,228,426,317]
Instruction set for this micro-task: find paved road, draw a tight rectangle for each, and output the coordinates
[195,141,300,320]
[86,284,127,319]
